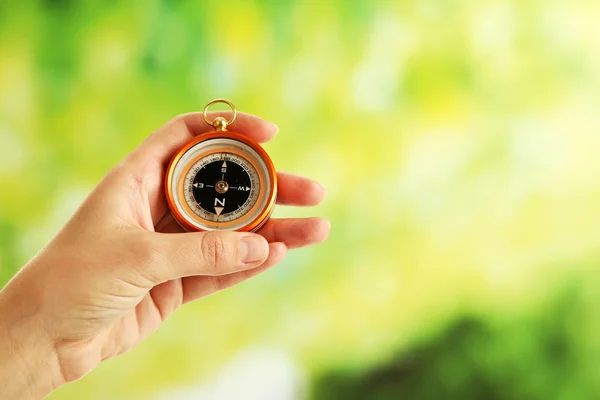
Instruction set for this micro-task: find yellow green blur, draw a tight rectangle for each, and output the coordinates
[1,1,600,399]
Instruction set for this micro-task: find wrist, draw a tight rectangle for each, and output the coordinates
[0,279,65,399]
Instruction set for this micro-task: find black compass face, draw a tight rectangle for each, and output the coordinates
[183,151,261,223]
[192,160,251,214]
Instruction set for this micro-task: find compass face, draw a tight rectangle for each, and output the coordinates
[167,135,276,231]
[184,152,260,223]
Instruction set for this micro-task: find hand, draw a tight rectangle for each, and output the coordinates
[0,112,329,399]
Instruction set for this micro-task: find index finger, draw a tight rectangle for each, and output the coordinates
[135,111,279,167]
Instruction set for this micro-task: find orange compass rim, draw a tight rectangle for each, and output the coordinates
[165,130,277,233]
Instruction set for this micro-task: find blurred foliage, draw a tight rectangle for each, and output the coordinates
[1,0,600,399]
[314,276,600,400]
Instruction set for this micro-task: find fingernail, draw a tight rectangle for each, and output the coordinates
[325,220,332,230]
[239,236,268,264]
[271,123,279,134]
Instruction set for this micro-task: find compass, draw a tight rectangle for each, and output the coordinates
[165,99,277,232]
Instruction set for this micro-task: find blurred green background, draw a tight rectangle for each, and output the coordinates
[2,0,600,399]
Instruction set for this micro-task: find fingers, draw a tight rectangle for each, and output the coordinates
[181,242,287,304]
[142,231,271,285]
[132,111,278,167]
[257,217,330,249]
[276,172,326,206]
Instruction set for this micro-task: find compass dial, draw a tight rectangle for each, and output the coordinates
[184,152,260,222]
[166,134,276,232]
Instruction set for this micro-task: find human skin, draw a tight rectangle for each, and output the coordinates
[0,112,329,399]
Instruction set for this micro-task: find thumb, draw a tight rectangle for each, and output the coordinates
[144,231,270,284]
